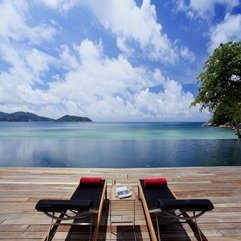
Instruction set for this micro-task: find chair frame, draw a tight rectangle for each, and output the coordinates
[39,180,107,241]
[138,180,211,241]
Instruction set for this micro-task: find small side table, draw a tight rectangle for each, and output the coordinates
[109,185,136,240]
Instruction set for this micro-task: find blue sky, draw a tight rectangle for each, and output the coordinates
[0,0,240,121]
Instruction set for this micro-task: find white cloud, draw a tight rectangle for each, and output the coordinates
[51,40,155,98]
[0,1,209,121]
[116,37,135,57]
[134,80,206,120]
[0,0,58,111]
[0,0,56,44]
[180,46,195,62]
[82,0,178,64]
[37,0,79,13]
[176,0,239,19]
[0,37,208,121]
[45,39,207,121]
[0,43,55,85]
[33,0,195,64]
[209,14,241,52]
[0,0,57,98]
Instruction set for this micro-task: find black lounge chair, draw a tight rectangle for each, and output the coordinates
[36,177,107,241]
[138,178,214,241]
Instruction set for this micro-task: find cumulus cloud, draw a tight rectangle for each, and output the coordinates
[1,38,207,121]
[50,39,159,102]
[0,0,56,44]
[0,1,209,121]
[134,80,206,120]
[176,0,241,56]
[32,0,195,64]
[82,0,178,64]
[44,39,207,121]
[0,0,57,86]
[209,14,241,52]
[0,0,58,114]
[176,0,239,19]
[0,42,55,85]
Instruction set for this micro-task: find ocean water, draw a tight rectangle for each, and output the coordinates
[0,122,240,167]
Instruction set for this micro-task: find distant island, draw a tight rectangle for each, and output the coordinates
[0,111,92,122]
[57,115,92,122]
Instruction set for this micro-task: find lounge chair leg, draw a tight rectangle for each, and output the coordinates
[89,214,93,241]
[46,212,55,241]
[193,211,202,241]
[155,213,162,241]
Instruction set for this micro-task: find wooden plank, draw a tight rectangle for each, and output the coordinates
[0,167,241,240]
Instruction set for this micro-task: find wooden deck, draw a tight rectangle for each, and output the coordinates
[0,167,241,241]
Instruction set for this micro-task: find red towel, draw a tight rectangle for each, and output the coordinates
[144,177,167,187]
[80,177,102,186]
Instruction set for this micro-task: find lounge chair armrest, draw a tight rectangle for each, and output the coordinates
[157,199,214,212]
[35,199,93,212]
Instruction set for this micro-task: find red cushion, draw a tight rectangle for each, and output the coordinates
[144,177,167,187]
[80,177,102,186]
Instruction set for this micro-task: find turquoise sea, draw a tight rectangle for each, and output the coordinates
[0,122,240,167]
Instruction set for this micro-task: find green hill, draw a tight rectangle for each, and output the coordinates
[0,111,53,122]
[56,115,92,122]
[0,112,92,122]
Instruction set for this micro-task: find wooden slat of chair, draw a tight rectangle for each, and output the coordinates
[138,180,158,241]
[92,180,107,241]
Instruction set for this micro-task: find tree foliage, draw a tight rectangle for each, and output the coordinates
[191,42,241,137]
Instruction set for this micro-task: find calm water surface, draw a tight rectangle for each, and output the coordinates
[0,122,240,167]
